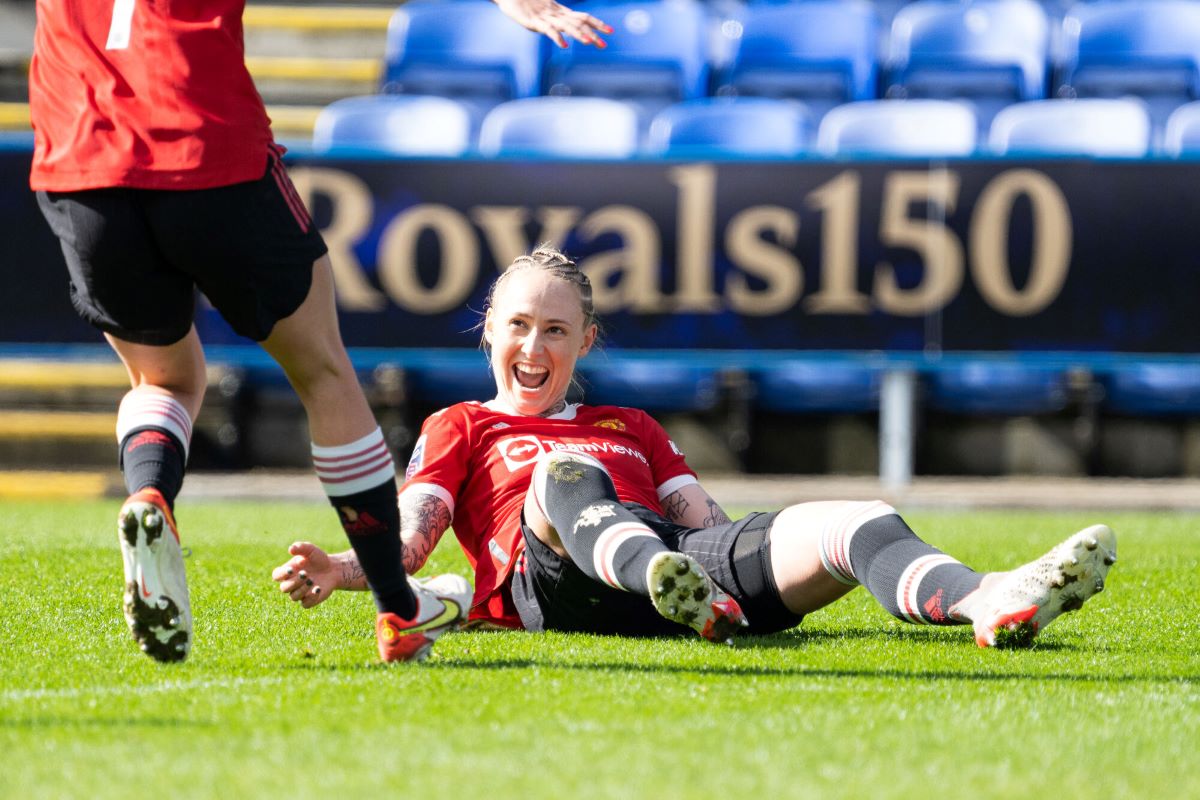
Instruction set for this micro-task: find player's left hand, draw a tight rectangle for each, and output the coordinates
[492,0,613,48]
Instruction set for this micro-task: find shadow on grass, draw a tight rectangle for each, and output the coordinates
[425,656,1198,685]
[273,629,1197,685]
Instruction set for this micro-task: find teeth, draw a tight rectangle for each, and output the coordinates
[515,363,547,375]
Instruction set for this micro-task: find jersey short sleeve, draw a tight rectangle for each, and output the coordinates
[400,408,471,515]
[630,409,697,500]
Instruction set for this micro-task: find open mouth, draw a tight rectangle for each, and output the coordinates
[514,363,549,390]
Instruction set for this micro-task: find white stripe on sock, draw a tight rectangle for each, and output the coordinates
[818,500,895,585]
[312,428,396,497]
[895,554,960,624]
[592,522,659,590]
[116,391,192,460]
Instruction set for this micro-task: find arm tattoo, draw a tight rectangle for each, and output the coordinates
[339,557,366,590]
[662,490,689,522]
[701,498,732,528]
[662,490,732,528]
[399,492,451,574]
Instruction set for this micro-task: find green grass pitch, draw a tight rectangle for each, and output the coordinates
[2,499,1198,799]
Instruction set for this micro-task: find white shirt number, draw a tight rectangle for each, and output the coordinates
[106,0,135,50]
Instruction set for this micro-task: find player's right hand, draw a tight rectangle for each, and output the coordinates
[493,0,613,49]
[272,541,337,608]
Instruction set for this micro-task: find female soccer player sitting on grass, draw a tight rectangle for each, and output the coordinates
[273,247,1117,658]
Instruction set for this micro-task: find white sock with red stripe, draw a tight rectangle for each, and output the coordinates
[532,451,669,596]
[117,389,192,462]
[311,428,415,619]
[830,505,983,625]
[815,500,898,585]
[312,428,395,497]
[116,389,192,507]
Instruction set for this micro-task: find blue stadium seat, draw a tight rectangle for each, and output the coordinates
[478,97,641,158]
[884,0,1050,132]
[925,363,1071,416]
[750,362,881,414]
[987,98,1151,156]
[382,0,543,113]
[645,98,811,157]
[1056,1,1200,141]
[1098,364,1200,415]
[815,99,978,157]
[1163,100,1200,156]
[714,1,877,124]
[542,0,709,119]
[312,95,474,156]
[576,360,721,411]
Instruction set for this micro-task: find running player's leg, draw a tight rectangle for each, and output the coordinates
[261,255,417,624]
[108,328,205,508]
[106,331,202,662]
[147,157,432,661]
[36,188,200,661]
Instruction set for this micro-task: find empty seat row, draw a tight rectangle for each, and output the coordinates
[313,94,1199,158]
[399,355,1200,419]
[381,0,1200,140]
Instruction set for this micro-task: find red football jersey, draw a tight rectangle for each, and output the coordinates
[29,0,273,190]
[401,401,698,628]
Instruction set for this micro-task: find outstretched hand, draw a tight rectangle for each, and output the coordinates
[272,541,338,608]
[493,0,613,48]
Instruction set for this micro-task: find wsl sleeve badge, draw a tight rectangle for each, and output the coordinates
[405,435,427,481]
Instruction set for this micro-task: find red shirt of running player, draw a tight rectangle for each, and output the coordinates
[400,400,697,628]
[29,0,273,191]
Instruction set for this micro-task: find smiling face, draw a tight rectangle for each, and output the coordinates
[484,267,597,417]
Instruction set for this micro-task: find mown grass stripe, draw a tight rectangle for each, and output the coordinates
[2,675,290,702]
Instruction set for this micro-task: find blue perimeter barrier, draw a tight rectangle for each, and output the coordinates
[5,343,1199,485]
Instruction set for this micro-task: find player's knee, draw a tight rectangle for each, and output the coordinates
[533,450,609,484]
[531,451,617,526]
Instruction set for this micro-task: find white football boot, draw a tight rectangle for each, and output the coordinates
[376,573,473,663]
[958,524,1117,648]
[118,488,192,662]
[646,551,748,644]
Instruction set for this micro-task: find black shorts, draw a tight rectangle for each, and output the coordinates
[37,151,328,345]
[510,504,805,637]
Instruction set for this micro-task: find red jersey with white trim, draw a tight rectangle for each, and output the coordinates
[400,401,697,628]
[29,0,273,191]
